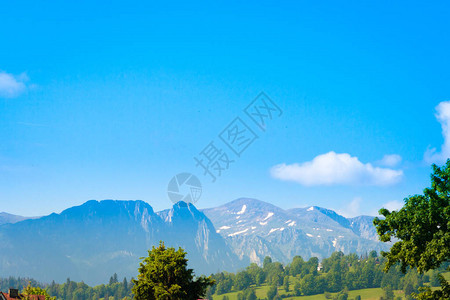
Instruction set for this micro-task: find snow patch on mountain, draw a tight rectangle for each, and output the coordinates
[269,227,285,234]
[236,205,247,215]
[228,228,249,237]
[263,212,274,221]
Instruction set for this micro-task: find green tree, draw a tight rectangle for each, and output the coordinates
[403,282,415,297]
[283,275,289,292]
[289,256,304,276]
[266,262,284,285]
[22,283,56,300]
[336,294,348,300]
[293,280,301,296]
[243,288,257,300]
[300,274,317,295]
[383,285,394,300]
[304,257,319,276]
[429,271,440,287]
[110,273,118,285]
[255,271,265,286]
[246,263,263,286]
[414,274,450,300]
[234,271,251,291]
[263,256,273,270]
[333,288,349,300]
[266,284,277,300]
[132,241,214,300]
[122,277,128,295]
[204,286,214,300]
[215,273,233,295]
[374,161,450,298]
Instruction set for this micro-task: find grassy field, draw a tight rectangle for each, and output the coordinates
[212,272,450,300]
[213,286,400,300]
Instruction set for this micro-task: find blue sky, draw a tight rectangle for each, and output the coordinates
[1,1,450,216]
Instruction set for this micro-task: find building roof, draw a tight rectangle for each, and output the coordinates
[0,292,45,300]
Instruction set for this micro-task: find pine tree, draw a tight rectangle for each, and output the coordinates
[122,277,128,294]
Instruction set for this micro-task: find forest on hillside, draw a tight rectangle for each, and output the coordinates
[1,251,447,300]
[207,251,448,300]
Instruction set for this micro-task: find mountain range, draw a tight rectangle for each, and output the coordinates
[0,198,389,285]
[0,212,37,225]
[202,198,387,266]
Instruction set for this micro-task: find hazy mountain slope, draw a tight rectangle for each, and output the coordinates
[0,200,241,285]
[0,212,32,225]
[0,200,158,284]
[349,215,381,241]
[156,201,244,274]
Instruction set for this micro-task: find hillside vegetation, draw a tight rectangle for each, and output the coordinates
[207,251,449,300]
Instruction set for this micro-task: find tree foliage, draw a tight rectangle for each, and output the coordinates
[132,241,214,300]
[266,284,277,300]
[374,161,450,298]
[413,274,450,300]
[45,277,133,299]
[208,250,433,297]
[0,277,44,294]
[22,283,55,300]
[3,250,437,299]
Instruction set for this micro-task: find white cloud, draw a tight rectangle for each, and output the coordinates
[271,151,403,186]
[338,197,362,218]
[424,101,450,164]
[381,200,403,212]
[0,71,29,98]
[377,154,402,167]
[370,200,405,216]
